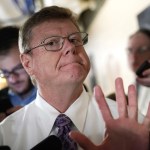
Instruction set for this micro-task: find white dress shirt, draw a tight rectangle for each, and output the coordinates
[137,84,150,116]
[0,89,118,150]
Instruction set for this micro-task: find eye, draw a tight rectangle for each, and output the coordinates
[138,46,150,53]
[45,37,61,46]
[69,36,82,45]
[69,38,78,43]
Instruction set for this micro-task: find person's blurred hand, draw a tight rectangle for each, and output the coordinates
[0,106,22,122]
[0,112,6,122]
[137,67,150,87]
[6,106,22,115]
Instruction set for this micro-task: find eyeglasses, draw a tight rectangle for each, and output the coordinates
[0,63,25,78]
[127,46,150,55]
[25,32,88,53]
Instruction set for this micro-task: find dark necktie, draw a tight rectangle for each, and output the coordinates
[54,114,77,150]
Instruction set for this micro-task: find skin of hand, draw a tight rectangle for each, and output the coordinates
[0,106,22,122]
[70,77,150,150]
[136,68,150,87]
[6,106,22,115]
[0,112,7,122]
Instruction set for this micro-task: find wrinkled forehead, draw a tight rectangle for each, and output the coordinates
[129,33,150,46]
[29,20,79,44]
[130,32,150,41]
[32,19,79,35]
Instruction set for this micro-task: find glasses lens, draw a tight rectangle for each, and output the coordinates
[0,70,9,78]
[69,32,88,46]
[0,64,24,78]
[81,33,88,45]
[138,46,150,53]
[127,46,150,55]
[44,37,63,51]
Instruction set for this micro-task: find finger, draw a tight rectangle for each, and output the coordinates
[115,77,128,118]
[94,85,113,122]
[142,68,150,76]
[136,77,150,87]
[143,103,150,128]
[128,85,138,120]
[69,131,98,150]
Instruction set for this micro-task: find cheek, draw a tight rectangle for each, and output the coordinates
[33,55,60,78]
[141,54,150,60]
[20,72,30,80]
[136,55,148,65]
[82,52,91,72]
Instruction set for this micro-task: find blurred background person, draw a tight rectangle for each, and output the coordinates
[107,28,150,116]
[126,28,150,116]
[0,26,37,121]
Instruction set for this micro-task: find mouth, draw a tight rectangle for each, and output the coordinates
[59,61,83,70]
[11,82,23,88]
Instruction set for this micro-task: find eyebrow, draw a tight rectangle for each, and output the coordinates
[1,63,23,72]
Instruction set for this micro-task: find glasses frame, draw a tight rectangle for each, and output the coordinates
[127,46,150,55]
[25,32,88,54]
[0,63,24,78]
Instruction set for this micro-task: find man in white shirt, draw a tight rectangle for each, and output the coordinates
[0,6,149,150]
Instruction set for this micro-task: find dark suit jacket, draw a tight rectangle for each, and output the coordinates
[0,87,13,113]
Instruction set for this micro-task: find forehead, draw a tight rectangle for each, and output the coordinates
[129,33,150,45]
[0,47,21,70]
[31,19,79,42]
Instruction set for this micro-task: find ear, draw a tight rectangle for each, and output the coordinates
[20,54,33,76]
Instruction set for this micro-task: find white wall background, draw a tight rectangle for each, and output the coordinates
[84,0,150,95]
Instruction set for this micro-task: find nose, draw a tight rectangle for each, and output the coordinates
[7,74,18,83]
[63,38,76,55]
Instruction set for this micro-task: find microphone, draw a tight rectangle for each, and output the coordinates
[0,146,11,150]
[30,135,62,150]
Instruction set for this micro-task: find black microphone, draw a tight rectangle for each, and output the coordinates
[30,135,62,150]
[0,146,11,150]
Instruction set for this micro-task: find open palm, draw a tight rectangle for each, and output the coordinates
[70,78,150,150]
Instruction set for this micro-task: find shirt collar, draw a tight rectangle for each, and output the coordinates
[65,89,90,132]
[35,88,90,133]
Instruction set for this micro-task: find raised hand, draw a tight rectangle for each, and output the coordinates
[137,68,150,87]
[70,77,150,150]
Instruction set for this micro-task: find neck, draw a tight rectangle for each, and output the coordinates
[38,84,83,113]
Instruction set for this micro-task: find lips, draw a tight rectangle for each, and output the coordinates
[11,81,24,88]
[60,62,82,71]
[59,57,83,69]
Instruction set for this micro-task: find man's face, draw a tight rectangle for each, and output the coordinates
[22,19,90,89]
[127,33,150,73]
[0,45,32,95]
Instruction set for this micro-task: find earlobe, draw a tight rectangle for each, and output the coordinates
[20,54,33,75]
